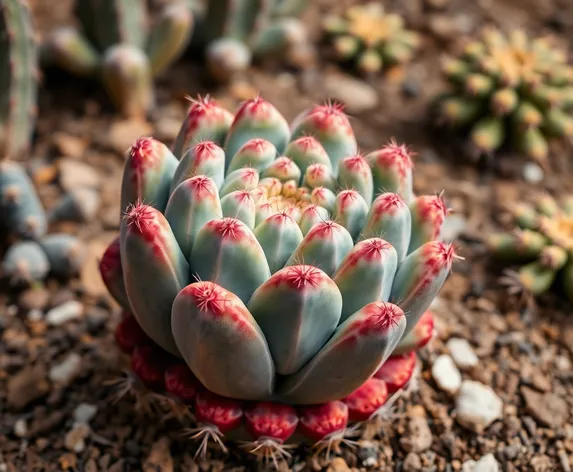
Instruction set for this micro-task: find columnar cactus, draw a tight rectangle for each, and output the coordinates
[41,0,193,117]
[488,194,573,302]
[436,27,573,162]
[321,3,419,76]
[0,161,86,284]
[101,97,455,459]
[191,0,313,82]
[0,0,37,158]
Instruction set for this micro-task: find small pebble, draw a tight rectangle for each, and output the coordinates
[323,73,379,114]
[447,338,478,370]
[27,309,43,322]
[14,418,28,438]
[432,354,462,395]
[65,423,90,453]
[49,353,82,385]
[46,300,84,326]
[456,380,503,432]
[522,163,544,183]
[462,453,499,472]
[73,403,98,424]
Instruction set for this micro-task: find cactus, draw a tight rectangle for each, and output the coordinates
[102,97,455,459]
[0,161,85,285]
[321,3,419,76]
[0,0,38,158]
[191,0,313,82]
[436,27,573,162]
[488,194,573,302]
[41,0,193,117]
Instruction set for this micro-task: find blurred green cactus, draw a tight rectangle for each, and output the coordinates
[489,194,573,301]
[101,97,455,456]
[0,0,37,158]
[436,27,573,162]
[189,0,313,82]
[321,2,419,75]
[41,0,193,117]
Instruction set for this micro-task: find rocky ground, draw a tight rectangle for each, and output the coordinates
[1,0,573,471]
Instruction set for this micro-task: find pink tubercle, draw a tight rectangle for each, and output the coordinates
[300,204,324,219]
[307,163,328,179]
[372,192,406,217]
[236,167,259,184]
[184,95,231,132]
[128,137,161,175]
[340,154,370,176]
[372,141,414,178]
[298,401,349,441]
[291,135,323,151]
[192,140,220,162]
[231,190,255,204]
[131,344,171,389]
[233,96,274,123]
[411,310,435,350]
[267,211,296,226]
[99,236,122,279]
[270,264,325,290]
[423,241,457,272]
[350,302,404,336]
[416,193,449,234]
[336,189,361,211]
[124,203,171,258]
[307,103,353,137]
[305,220,342,242]
[273,156,296,173]
[185,175,218,198]
[240,138,272,153]
[194,390,244,434]
[338,238,392,270]
[245,402,299,442]
[206,217,248,241]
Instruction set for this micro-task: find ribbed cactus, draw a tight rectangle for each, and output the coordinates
[436,27,573,162]
[191,0,313,82]
[488,194,573,302]
[102,97,456,458]
[0,0,37,158]
[0,161,85,284]
[42,0,193,117]
[322,3,419,75]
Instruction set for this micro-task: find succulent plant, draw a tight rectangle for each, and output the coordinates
[0,0,38,158]
[0,161,86,285]
[191,0,313,82]
[41,0,193,117]
[321,3,419,76]
[489,194,573,302]
[100,97,455,459]
[436,27,573,162]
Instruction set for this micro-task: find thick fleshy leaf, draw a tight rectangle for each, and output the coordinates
[338,155,374,204]
[390,241,455,337]
[224,97,291,169]
[290,104,358,173]
[226,138,277,174]
[284,136,332,177]
[121,204,189,355]
[219,167,259,197]
[172,96,233,158]
[244,402,299,442]
[262,156,302,183]
[221,190,257,229]
[299,204,330,235]
[170,141,226,192]
[365,143,414,203]
[190,218,271,303]
[362,193,412,263]
[303,163,336,190]
[253,212,304,273]
[194,390,244,433]
[333,238,398,323]
[165,176,222,257]
[298,401,348,441]
[408,194,448,253]
[248,265,342,375]
[286,221,353,276]
[333,189,368,240]
[310,186,336,213]
[278,302,406,404]
[171,281,275,400]
[121,137,178,214]
[99,236,130,310]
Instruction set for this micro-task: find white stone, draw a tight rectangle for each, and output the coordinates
[447,338,478,369]
[431,354,462,395]
[522,163,544,184]
[14,418,27,438]
[73,403,98,424]
[461,460,476,472]
[65,423,90,453]
[49,353,82,384]
[27,309,43,322]
[46,300,83,326]
[456,380,503,432]
[463,454,500,472]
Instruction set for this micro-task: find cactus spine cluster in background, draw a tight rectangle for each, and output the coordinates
[191,0,313,82]
[100,96,455,457]
[0,0,37,158]
[489,194,573,302]
[321,3,419,76]
[436,27,573,162]
[42,0,193,117]
[0,162,86,284]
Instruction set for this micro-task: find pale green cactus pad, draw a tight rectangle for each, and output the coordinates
[436,27,573,162]
[101,97,454,458]
[489,194,573,302]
